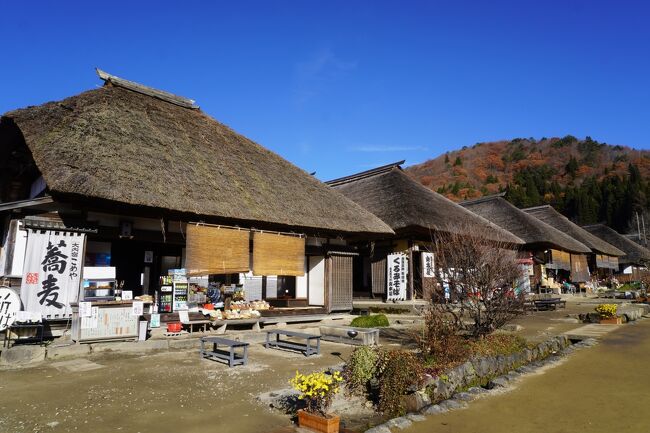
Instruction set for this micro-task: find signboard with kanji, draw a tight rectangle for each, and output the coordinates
[421,252,435,278]
[0,287,21,331]
[20,230,86,318]
[386,253,408,301]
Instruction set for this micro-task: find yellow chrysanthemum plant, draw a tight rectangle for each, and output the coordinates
[289,370,343,416]
[595,303,617,319]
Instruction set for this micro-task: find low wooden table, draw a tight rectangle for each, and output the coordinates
[3,323,45,348]
[265,329,321,356]
[200,336,249,367]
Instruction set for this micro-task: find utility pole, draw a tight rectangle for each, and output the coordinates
[642,213,647,246]
[637,212,642,243]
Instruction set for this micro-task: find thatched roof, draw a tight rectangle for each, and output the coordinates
[523,205,624,256]
[461,196,591,253]
[0,75,393,236]
[327,164,523,244]
[582,224,650,266]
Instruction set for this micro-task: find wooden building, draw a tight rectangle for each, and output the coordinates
[0,70,394,327]
[461,195,592,291]
[582,224,650,282]
[523,205,624,280]
[326,162,523,300]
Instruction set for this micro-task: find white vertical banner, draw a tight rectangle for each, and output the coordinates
[386,253,408,301]
[20,229,86,318]
[421,252,435,278]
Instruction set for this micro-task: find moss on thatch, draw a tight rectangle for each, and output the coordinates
[0,84,393,236]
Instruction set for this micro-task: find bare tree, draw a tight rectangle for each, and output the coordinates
[429,221,525,337]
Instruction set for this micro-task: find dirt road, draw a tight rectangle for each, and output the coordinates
[404,318,650,433]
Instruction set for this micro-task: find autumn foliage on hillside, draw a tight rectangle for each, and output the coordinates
[406,136,650,232]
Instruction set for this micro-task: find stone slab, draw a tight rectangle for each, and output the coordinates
[46,343,91,360]
[1,345,46,365]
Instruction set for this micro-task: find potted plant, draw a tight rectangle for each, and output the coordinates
[595,303,621,324]
[290,370,343,433]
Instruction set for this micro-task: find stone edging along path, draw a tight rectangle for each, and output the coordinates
[365,335,599,433]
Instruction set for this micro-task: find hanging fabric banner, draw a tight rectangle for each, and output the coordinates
[421,252,435,278]
[185,225,250,276]
[386,253,408,301]
[252,232,305,276]
[20,229,85,319]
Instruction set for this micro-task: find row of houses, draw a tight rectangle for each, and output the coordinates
[0,71,648,338]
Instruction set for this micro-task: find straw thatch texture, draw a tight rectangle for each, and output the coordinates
[252,232,305,276]
[582,224,650,266]
[461,196,591,253]
[1,84,393,236]
[185,225,250,275]
[523,205,624,256]
[329,167,523,244]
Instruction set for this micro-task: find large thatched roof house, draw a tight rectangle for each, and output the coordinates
[582,224,650,267]
[524,205,624,277]
[327,163,523,244]
[461,195,590,254]
[0,71,392,237]
[0,70,393,322]
[462,195,592,286]
[325,162,522,300]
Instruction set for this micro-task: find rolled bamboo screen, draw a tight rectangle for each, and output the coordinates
[570,254,589,282]
[609,255,619,269]
[252,232,305,276]
[185,225,250,276]
[551,249,571,270]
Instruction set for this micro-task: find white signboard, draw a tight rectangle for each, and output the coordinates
[122,290,133,301]
[20,230,86,318]
[150,313,160,328]
[421,252,435,278]
[0,287,21,331]
[132,301,144,316]
[79,301,92,318]
[386,253,408,301]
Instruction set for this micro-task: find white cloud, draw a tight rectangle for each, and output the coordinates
[348,145,428,152]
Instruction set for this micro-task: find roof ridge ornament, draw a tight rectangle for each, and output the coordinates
[95,68,199,109]
[325,160,406,186]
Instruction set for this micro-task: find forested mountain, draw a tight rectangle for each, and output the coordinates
[406,136,650,233]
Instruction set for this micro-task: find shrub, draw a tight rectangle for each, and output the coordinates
[289,370,343,416]
[415,307,470,372]
[343,346,380,396]
[376,350,424,416]
[468,334,529,357]
[595,304,617,318]
[350,314,389,328]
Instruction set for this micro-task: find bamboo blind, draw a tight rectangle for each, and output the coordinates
[570,254,590,282]
[185,225,250,276]
[550,249,571,271]
[252,232,305,276]
[596,254,618,269]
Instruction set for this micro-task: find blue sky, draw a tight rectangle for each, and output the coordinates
[1,1,649,180]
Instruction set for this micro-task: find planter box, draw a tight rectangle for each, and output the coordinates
[599,317,622,325]
[319,325,379,346]
[297,410,340,433]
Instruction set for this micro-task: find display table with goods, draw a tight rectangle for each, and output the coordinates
[71,300,151,343]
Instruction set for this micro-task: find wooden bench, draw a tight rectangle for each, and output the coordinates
[200,336,249,367]
[533,298,566,311]
[265,329,321,356]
